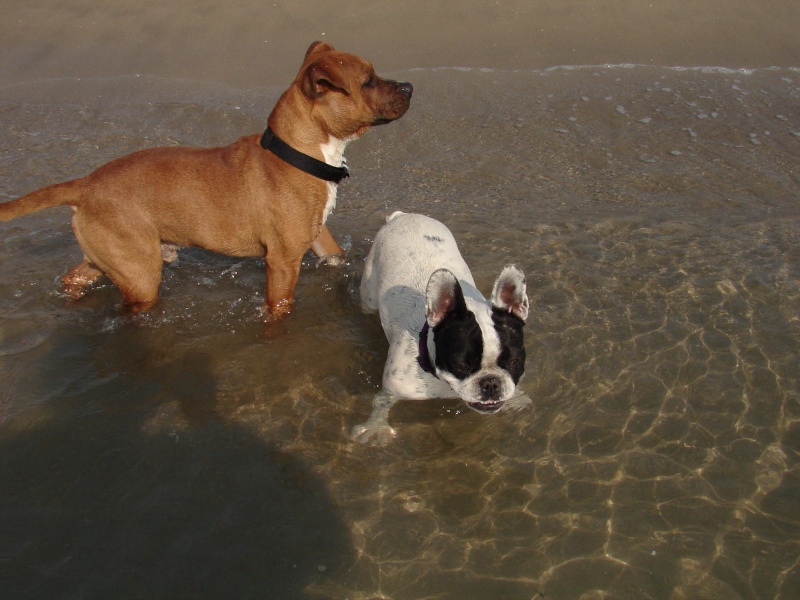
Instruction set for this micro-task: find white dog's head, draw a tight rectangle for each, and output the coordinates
[425,265,529,413]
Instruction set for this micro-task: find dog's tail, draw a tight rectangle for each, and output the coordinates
[0,180,82,222]
[386,210,405,223]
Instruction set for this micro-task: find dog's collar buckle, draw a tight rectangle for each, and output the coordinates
[260,127,350,184]
[417,322,438,379]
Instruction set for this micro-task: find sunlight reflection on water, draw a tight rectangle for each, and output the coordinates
[1,66,799,599]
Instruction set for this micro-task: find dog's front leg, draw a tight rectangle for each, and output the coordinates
[310,225,346,266]
[263,254,302,321]
[351,391,398,445]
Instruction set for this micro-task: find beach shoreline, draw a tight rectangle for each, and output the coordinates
[2,0,798,93]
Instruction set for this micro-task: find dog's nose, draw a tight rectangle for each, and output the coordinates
[479,375,501,399]
[397,82,413,97]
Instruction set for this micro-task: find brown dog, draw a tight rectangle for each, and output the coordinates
[0,42,412,319]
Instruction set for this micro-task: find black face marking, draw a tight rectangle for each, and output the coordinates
[492,309,526,383]
[424,235,445,243]
[433,311,483,380]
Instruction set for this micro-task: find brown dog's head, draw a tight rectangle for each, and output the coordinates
[297,42,413,139]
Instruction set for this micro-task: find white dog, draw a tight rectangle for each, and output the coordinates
[353,212,529,444]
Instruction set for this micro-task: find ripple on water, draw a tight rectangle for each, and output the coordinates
[1,65,799,599]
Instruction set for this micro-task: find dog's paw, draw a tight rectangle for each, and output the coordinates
[351,422,397,446]
[160,243,180,263]
[261,299,293,322]
[315,253,347,268]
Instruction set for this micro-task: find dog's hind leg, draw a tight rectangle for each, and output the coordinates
[71,213,163,312]
[61,258,105,300]
[113,269,162,312]
[99,242,163,313]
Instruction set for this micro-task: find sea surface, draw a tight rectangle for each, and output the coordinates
[1,22,799,600]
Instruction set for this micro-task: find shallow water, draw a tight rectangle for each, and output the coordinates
[1,62,799,599]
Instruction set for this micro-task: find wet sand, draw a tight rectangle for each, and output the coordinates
[2,0,800,94]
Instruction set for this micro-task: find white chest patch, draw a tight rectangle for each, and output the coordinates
[319,136,351,223]
[322,182,337,223]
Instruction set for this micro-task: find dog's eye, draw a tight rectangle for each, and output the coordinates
[363,75,376,89]
[450,360,473,377]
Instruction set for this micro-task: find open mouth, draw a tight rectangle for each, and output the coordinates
[466,400,505,414]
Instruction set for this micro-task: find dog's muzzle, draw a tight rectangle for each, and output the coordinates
[373,81,413,125]
[396,81,413,97]
[466,374,506,413]
[467,399,506,414]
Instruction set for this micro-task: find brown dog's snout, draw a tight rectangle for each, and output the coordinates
[371,79,413,126]
[396,81,413,97]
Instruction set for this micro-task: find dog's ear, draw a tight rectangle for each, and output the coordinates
[302,59,351,99]
[491,265,529,321]
[426,269,467,328]
[305,41,336,58]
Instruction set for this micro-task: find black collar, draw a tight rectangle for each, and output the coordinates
[260,127,350,184]
[417,322,439,378]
